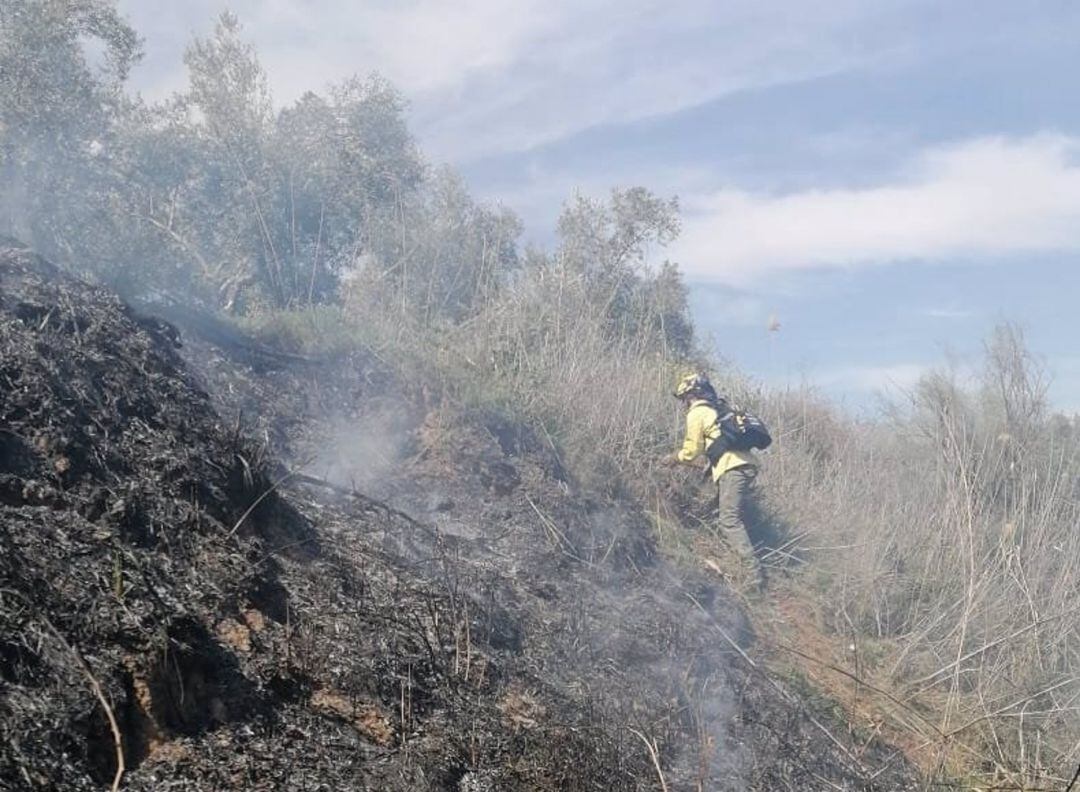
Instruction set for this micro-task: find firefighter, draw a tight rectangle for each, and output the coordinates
[669,372,762,587]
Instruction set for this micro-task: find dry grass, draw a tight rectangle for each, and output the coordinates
[757,329,1080,787]
[243,265,1078,787]
[246,260,704,497]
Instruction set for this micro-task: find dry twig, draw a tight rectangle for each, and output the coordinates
[628,727,669,792]
[41,617,125,792]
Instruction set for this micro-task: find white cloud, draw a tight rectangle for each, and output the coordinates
[411,0,920,160]
[673,135,1080,283]
[118,0,917,160]
[119,0,560,98]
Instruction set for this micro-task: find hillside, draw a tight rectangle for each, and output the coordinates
[0,245,923,790]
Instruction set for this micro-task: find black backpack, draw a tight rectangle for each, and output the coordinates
[704,400,772,465]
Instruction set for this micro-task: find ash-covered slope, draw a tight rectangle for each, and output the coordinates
[0,246,615,790]
[0,244,916,790]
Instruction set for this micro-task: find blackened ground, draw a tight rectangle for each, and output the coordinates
[0,244,917,790]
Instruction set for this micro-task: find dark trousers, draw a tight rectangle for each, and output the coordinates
[716,465,759,569]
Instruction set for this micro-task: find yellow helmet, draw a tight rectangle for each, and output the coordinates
[673,372,714,400]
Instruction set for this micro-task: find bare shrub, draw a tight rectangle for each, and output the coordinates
[762,324,1080,784]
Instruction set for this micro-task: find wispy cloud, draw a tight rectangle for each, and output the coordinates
[673,135,1080,283]
[412,0,892,160]
[119,0,561,99]
[119,0,918,160]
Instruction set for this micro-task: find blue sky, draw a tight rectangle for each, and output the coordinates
[117,0,1080,412]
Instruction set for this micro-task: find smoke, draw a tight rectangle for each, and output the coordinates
[634,569,753,788]
[554,503,756,788]
[306,403,412,498]
[0,160,29,244]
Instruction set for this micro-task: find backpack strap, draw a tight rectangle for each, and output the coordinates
[691,399,735,425]
[690,400,732,468]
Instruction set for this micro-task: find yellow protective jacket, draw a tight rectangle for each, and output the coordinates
[677,398,757,482]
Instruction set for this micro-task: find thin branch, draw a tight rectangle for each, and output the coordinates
[1065,762,1080,792]
[909,605,1080,689]
[767,638,946,740]
[627,727,669,792]
[307,202,325,308]
[523,492,585,564]
[943,677,1078,739]
[41,617,125,792]
[142,214,213,279]
[227,468,297,537]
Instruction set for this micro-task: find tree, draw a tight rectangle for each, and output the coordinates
[406,168,521,321]
[270,76,426,307]
[134,19,431,311]
[162,12,281,307]
[557,187,679,280]
[553,187,691,355]
[0,0,141,256]
[183,12,270,152]
[982,322,1047,443]
[0,0,140,146]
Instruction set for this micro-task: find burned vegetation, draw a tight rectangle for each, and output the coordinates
[0,244,915,790]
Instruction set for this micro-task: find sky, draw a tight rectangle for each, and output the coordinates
[116,0,1080,412]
